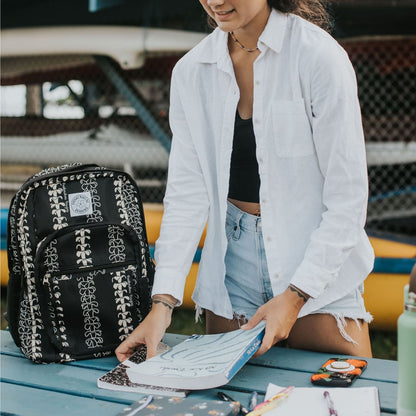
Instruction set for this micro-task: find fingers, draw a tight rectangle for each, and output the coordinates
[253,318,277,357]
[115,339,137,362]
[115,335,160,362]
[254,330,277,356]
[248,300,293,357]
[115,350,130,362]
[115,306,171,362]
[241,311,263,331]
[145,339,159,360]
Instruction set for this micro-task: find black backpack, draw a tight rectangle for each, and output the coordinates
[6,164,154,363]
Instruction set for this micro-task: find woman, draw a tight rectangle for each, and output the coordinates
[116,0,374,362]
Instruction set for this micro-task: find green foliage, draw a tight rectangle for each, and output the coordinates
[168,307,206,335]
[370,329,397,360]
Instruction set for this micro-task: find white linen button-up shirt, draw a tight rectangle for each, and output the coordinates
[151,9,375,319]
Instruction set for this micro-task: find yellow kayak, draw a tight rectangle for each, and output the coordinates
[363,237,416,330]
[143,205,416,330]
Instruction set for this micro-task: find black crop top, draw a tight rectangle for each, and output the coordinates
[227,111,260,203]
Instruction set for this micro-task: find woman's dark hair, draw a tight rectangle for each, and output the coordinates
[207,0,332,32]
[269,0,332,31]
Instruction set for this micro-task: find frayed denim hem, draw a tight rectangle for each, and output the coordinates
[194,304,204,323]
[194,305,251,327]
[196,304,373,345]
[314,310,373,345]
[232,312,250,327]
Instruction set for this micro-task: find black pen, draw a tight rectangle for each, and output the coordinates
[217,391,249,415]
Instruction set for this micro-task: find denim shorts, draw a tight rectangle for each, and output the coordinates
[224,201,372,343]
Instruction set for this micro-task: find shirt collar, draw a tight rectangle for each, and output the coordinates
[258,9,288,54]
[194,9,288,64]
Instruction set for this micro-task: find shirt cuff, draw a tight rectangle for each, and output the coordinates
[290,263,336,299]
[151,267,188,307]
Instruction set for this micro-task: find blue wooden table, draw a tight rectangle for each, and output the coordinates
[1,330,398,415]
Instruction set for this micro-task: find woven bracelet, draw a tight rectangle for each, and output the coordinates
[152,295,177,310]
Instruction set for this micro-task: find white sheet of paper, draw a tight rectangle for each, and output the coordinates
[265,383,380,416]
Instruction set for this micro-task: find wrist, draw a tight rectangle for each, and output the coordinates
[287,284,310,305]
[152,294,179,311]
[150,298,174,328]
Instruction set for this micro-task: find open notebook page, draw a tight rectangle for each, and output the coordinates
[265,383,380,416]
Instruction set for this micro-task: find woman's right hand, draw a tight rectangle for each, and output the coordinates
[115,294,176,362]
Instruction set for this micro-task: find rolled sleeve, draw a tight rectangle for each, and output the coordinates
[290,43,369,298]
[152,66,210,305]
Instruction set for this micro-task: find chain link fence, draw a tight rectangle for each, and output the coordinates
[1,34,415,237]
[1,50,178,203]
[341,36,416,237]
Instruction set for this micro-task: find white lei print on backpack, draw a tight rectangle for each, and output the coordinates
[18,295,37,358]
[50,276,71,351]
[42,239,70,350]
[54,281,70,347]
[43,239,60,273]
[108,225,126,263]
[114,176,147,279]
[47,179,69,230]
[112,266,135,340]
[81,175,103,223]
[78,271,104,349]
[17,187,43,360]
[8,203,21,276]
[75,228,93,268]
[31,163,81,180]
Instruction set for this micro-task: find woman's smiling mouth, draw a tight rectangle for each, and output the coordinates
[214,9,235,20]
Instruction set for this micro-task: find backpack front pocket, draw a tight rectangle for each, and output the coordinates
[35,223,150,358]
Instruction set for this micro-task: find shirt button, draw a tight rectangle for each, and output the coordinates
[267,236,272,242]
[258,157,263,164]
[262,198,267,204]
[254,118,260,124]
[274,273,279,279]
[255,80,260,85]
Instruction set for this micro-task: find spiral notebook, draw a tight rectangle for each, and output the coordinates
[97,343,189,397]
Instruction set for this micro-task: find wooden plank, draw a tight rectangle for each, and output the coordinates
[225,363,397,414]
[1,354,148,404]
[1,382,127,416]
[2,330,398,383]
[0,382,395,416]
[0,331,187,371]
[1,350,397,414]
[1,331,398,413]
[0,382,258,416]
[0,353,260,408]
[252,347,398,383]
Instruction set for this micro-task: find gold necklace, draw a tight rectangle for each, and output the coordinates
[229,32,259,53]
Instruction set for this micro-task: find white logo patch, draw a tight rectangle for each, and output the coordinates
[68,192,93,217]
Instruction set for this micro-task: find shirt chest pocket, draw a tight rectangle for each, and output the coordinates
[272,99,314,157]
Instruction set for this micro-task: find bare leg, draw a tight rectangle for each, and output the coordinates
[206,310,372,357]
[287,313,373,357]
[205,310,244,334]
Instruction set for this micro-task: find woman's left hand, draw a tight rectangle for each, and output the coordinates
[241,286,309,356]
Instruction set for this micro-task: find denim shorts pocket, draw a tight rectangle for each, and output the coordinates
[225,217,236,241]
[272,99,314,157]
